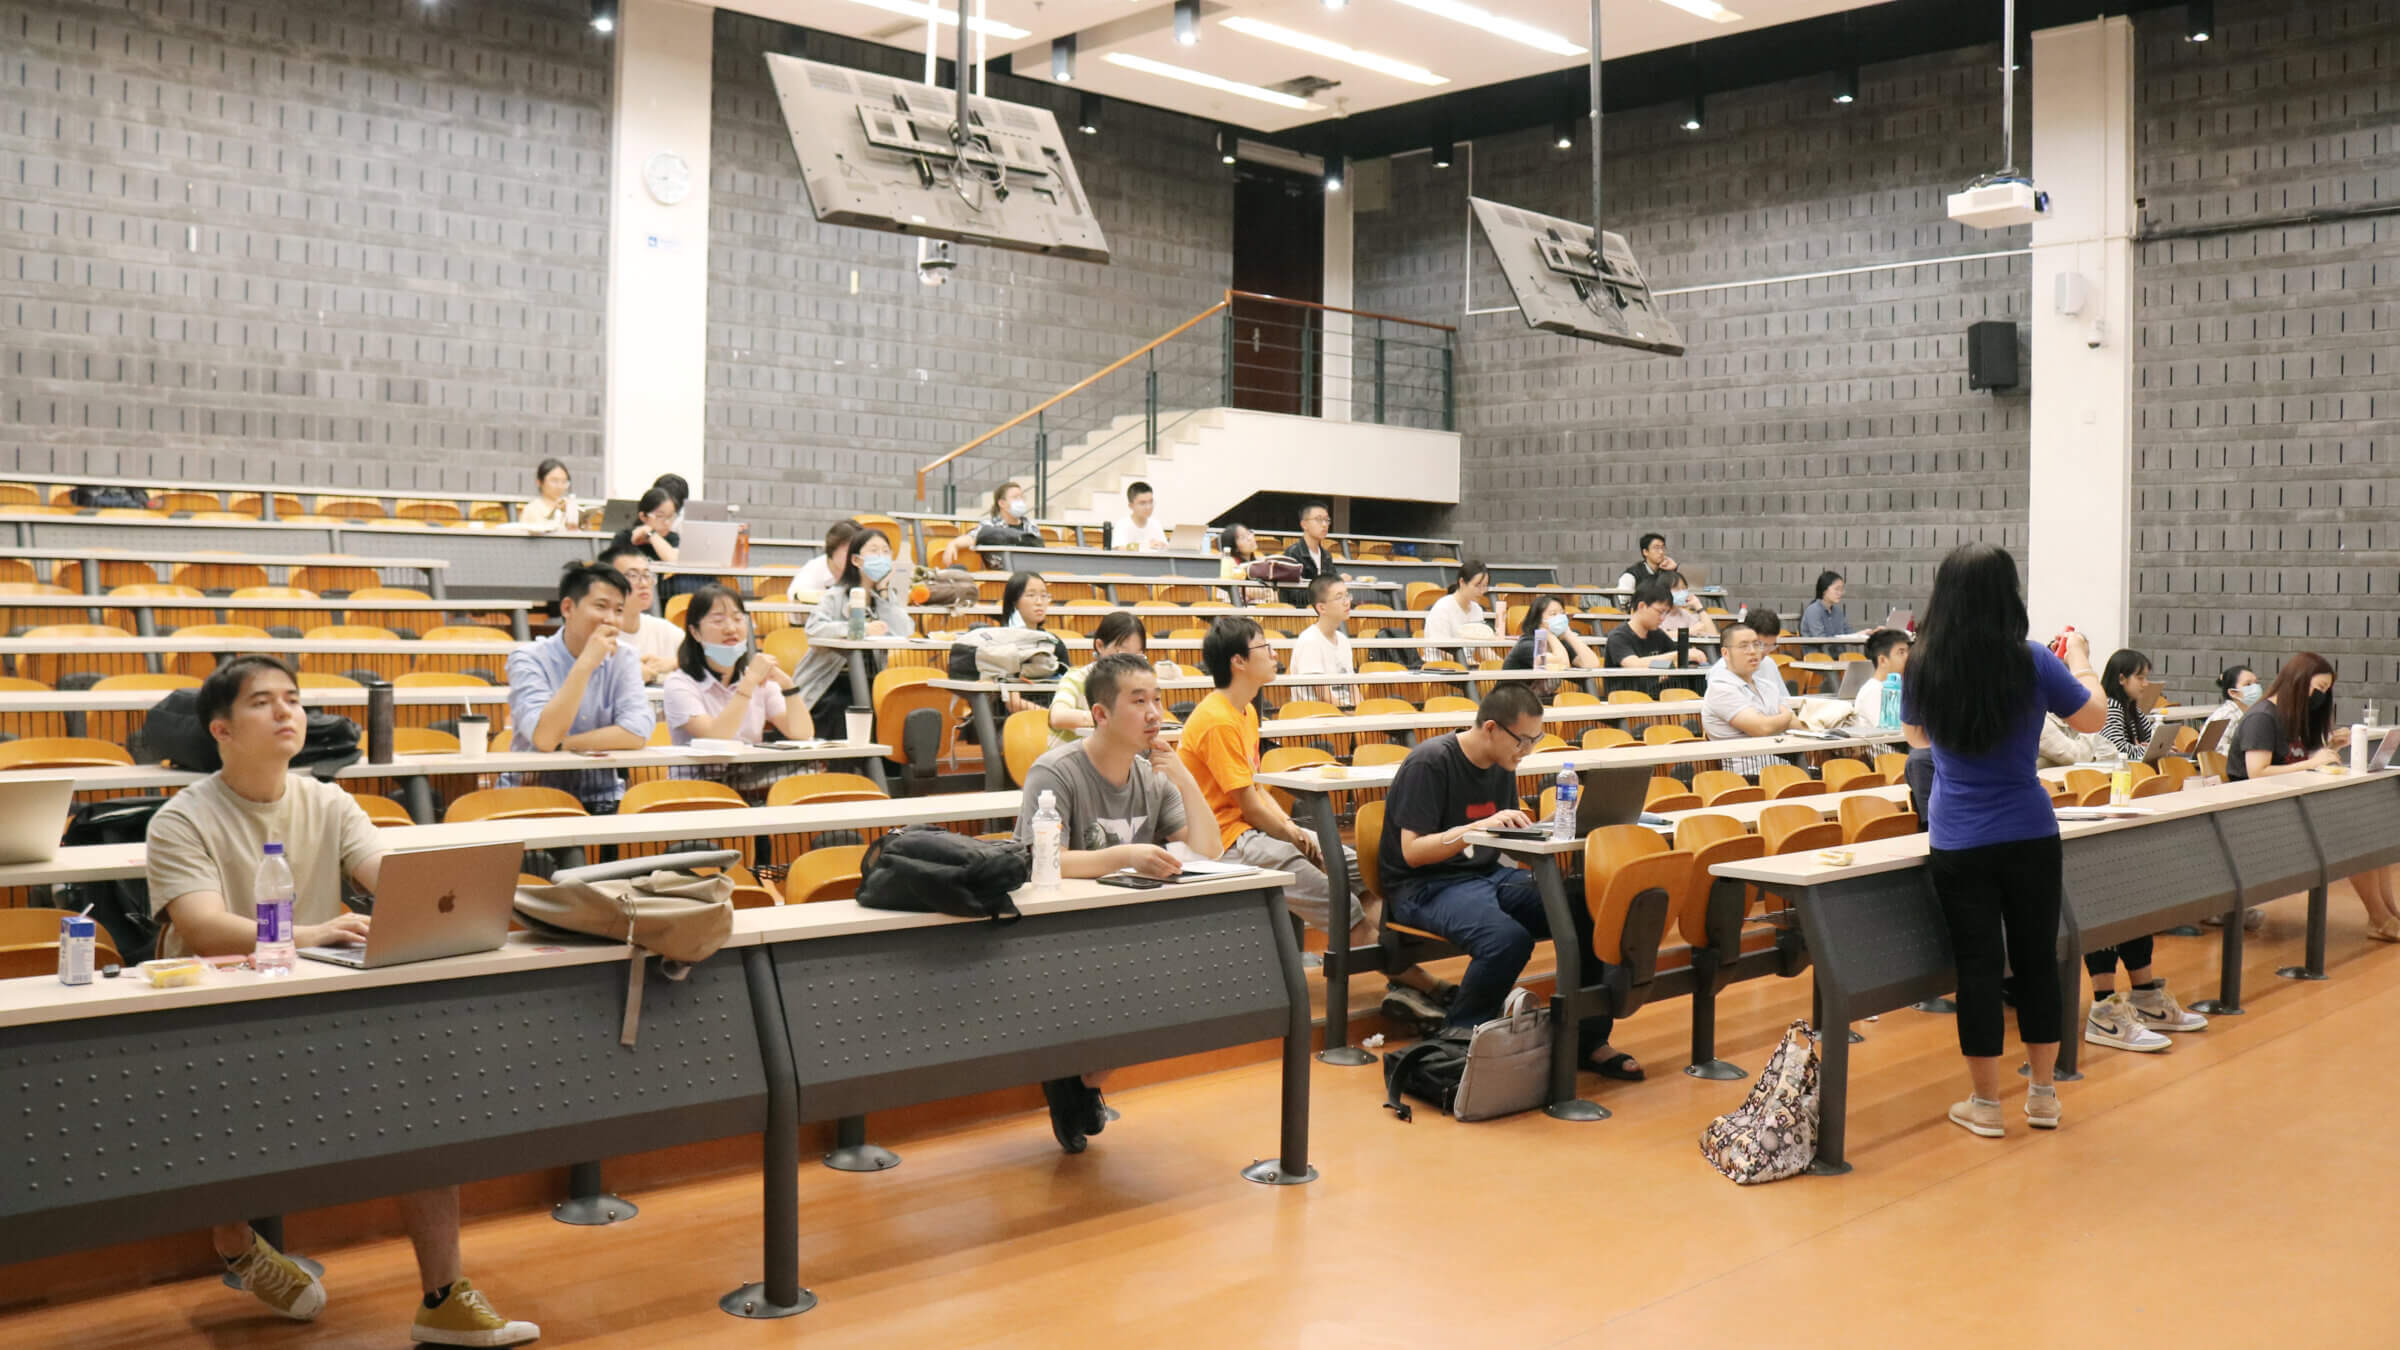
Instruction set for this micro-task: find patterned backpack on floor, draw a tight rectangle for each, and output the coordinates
[1698,1019,1822,1184]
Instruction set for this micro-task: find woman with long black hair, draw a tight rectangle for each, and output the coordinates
[1903,543,2107,1138]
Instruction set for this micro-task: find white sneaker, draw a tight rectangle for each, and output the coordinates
[2086,993,2173,1052]
[2129,984,2208,1033]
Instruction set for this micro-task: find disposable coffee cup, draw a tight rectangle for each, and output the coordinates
[846,706,874,745]
[457,713,490,758]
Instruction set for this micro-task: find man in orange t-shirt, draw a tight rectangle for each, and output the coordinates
[1178,617,1452,1025]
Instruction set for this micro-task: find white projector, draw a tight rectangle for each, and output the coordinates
[1947,178,2050,230]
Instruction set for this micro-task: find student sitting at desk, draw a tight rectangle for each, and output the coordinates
[1800,570,1851,638]
[145,654,540,1346]
[794,527,913,737]
[1180,617,1452,1027]
[2227,652,2400,942]
[2074,648,2208,1052]
[1380,682,1640,1079]
[1503,594,1601,674]
[663,585,812,804]
[504,560,656,814]
[519,456,579,533]
[1702,619,1795,777]
[599,540,681,683]
[1015,653,1221,1152]
[1287,575,1360,708]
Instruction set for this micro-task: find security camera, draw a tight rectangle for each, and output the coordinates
[916,238,956,287]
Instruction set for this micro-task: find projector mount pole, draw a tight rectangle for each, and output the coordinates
[1587,0,1603,244]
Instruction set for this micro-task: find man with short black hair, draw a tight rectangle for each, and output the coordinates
[1179,617,1450,1023]
[1113,480,1167,551]
[1016,652,1220,1151]
[144,654,539,1345]
[1603,576,1705,695]
[1380,684,1638,1077]
[1703,619,1795,777]
[1287,574,1359,708]
[1616,532,1675,591]
[598,539,680,682]
[504,560,655,813]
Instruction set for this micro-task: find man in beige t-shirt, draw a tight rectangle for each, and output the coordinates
[142,655,540,1346]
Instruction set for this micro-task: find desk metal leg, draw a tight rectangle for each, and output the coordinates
[403,776,437,824]
[1531,857,1607,1122]
[553,1160,638,1225]
[1244,888,1319,1185]
[2278,883,2332,982]
[823,1114,899,1172]
[219,1216,323,1290]
[723,947,813,1319]
[1808,978,1854,1175]
[1299,790,1373,1067]
[969,691,1007,790]
[2193,904,2248,1016]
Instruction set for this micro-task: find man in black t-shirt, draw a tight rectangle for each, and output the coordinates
[1603,577,1705,697]
[1378,685,1639,1076]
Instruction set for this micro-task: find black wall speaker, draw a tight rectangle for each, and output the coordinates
[1967,321,2019,391]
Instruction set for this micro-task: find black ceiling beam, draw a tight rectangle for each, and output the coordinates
[1263,0,2185,162]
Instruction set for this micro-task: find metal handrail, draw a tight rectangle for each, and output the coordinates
[914,298,1229,502]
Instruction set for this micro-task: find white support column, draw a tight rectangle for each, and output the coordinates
[1321,182,1354,423]
[2026,17,2136,655]
[602,0,715,499]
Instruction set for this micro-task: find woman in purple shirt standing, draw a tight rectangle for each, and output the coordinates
[1902,543,2107,1140]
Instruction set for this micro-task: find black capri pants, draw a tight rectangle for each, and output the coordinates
[1927,833,2066,1058]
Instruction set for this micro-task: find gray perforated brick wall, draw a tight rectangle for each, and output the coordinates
[0,0,612,500]
[2130,0,2400,707]
[1355,42,2035,622]
[705,16,1232,535]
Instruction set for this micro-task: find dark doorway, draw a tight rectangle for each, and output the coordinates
[1230,162,1325,416]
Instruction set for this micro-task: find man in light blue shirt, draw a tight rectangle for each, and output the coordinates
[503,561,655,813]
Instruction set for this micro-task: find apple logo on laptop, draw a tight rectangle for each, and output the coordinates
[436,891,457,914]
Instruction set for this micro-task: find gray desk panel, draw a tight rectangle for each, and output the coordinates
[2061,817,2239,950]
[0,957,764,1263]
[2298,776,2400,877]
[776,891,1289,1121]
[2214,798,2326,904]
[1795,869,1955,1013]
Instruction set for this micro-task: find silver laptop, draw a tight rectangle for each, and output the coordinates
[299,841,524,969]
[0,775,74,865]
[1167,522,1209,552]
[1836,662,1876,700]
[675,519,747,568]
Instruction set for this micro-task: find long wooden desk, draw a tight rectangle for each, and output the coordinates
[0,868,1315,1320]
[1258,728,1906,1063]
[1708,768,2400,1173]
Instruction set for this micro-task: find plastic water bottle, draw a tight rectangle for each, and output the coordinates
[1551,767,1579,843]
[1030,790,1062,893]
[254,843,297,976]
[2109,751,2132,807]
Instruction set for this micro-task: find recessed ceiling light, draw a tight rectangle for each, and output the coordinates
[1220,16,1449,86]
[1385,0,1583,57]
[1103,52,1321,110]
[1652,0,1742,23]
[836,0,1028,40]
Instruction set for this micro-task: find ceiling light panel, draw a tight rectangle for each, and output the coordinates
[1219,16,1449,86]
[1384,0,1583,58]
[1102,51,1323,110]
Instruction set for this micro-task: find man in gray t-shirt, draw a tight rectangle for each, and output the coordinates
[1007,654,1220,1156]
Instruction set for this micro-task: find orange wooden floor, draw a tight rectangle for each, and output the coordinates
[9,883,2400,1348]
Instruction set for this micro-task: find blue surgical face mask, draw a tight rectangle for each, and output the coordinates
[702,640,748,669]
[860,555,892,582]
[1672,589,1692,607]
[1545,614,1571,636]
[2236,684,2262,706]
